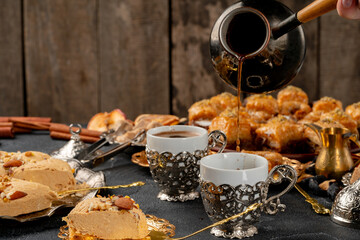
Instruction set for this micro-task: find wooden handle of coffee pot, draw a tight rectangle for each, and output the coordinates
[272,0,338,39]
[297,0,338,23]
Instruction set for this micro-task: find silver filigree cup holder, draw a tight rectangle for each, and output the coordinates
[201,164,297,239]
[146,128,227,202]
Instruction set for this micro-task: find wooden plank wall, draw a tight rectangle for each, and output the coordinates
[0,0,23,116]
[0,0,359,123]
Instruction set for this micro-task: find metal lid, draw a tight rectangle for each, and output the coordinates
[50,124,87,160]
[331,178,360,228]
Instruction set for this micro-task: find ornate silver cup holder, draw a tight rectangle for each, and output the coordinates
[146,130,227,202]
[200,165,297,239]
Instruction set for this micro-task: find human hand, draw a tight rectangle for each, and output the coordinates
[337,0,360,19]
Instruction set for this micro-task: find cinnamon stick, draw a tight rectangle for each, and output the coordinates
[0,117,52,123]
[0,122,32,133]
[13,127,32,133]
[0,122,13,128]
[0,127,14,138]
[50,131,99,143]
[0,117,10,122]
[9,117,52,123]
[12,120,50,130]
[49,123,102,138]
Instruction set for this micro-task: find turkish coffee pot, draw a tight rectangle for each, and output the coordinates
[210,0,338,93]
[306,123,360,180]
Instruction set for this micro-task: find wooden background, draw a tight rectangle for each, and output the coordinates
[0,0,359,123]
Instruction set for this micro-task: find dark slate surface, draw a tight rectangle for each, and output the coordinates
[0,132,359,240]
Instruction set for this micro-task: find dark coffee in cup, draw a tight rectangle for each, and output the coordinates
[154,131,201,138]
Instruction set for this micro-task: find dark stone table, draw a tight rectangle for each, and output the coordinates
[0,132,359,240]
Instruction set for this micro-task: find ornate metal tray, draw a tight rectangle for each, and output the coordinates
[131,150,149,167]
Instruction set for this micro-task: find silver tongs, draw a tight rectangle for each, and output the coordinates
[74,121,135,161]
[75,129,146,169]
[73,129,116,161]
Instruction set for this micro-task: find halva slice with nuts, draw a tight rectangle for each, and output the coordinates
[0,176,57,217]
[0,150,50,165]
[0,150,51,176]
[11,157,77,192]
[1,151,86,193]
[63,195,149,240]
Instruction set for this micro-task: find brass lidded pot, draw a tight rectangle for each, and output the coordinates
[306,124,360,180]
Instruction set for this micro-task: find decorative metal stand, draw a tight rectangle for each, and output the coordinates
[146,148,206,202]
[146,130,227,202]
[200,165,297,239]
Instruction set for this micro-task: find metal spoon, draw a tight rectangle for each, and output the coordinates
[294,183,330,215]
[57,181,145,197]
[149,203,262,240]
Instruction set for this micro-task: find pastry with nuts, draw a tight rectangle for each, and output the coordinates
[11,157,77,192]
[0,176,57,217]
[0,151,77,192]
[63,195,149,240]
[0,151,50,175]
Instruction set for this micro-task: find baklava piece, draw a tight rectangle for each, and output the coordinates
[208,108,256,150]
[277,85,311,120]
[312,96,343,113]
[245,94,278,122]
[209,92,238,112]
[277,85,309,105]
[279,101,312,120]
[188,92,238,125]
[188,99,220,124]
[298,111,322,124]
[320,108,358,135]
[345,102,360,127]
[255,115,306,153]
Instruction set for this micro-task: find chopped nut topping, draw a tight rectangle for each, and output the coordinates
[9,191,27,200]
[0,176,11,182]
[114,197,134,210]
[3,159,23,168]
[24,151,34,157]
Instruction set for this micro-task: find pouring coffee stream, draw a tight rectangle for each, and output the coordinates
[211,0,339,152]
[211,0,338,93]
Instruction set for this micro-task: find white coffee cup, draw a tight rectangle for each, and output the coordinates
[146,125,227,202]
[147,125,209,154]
[200,152,296,238]
[200,152,268,186]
